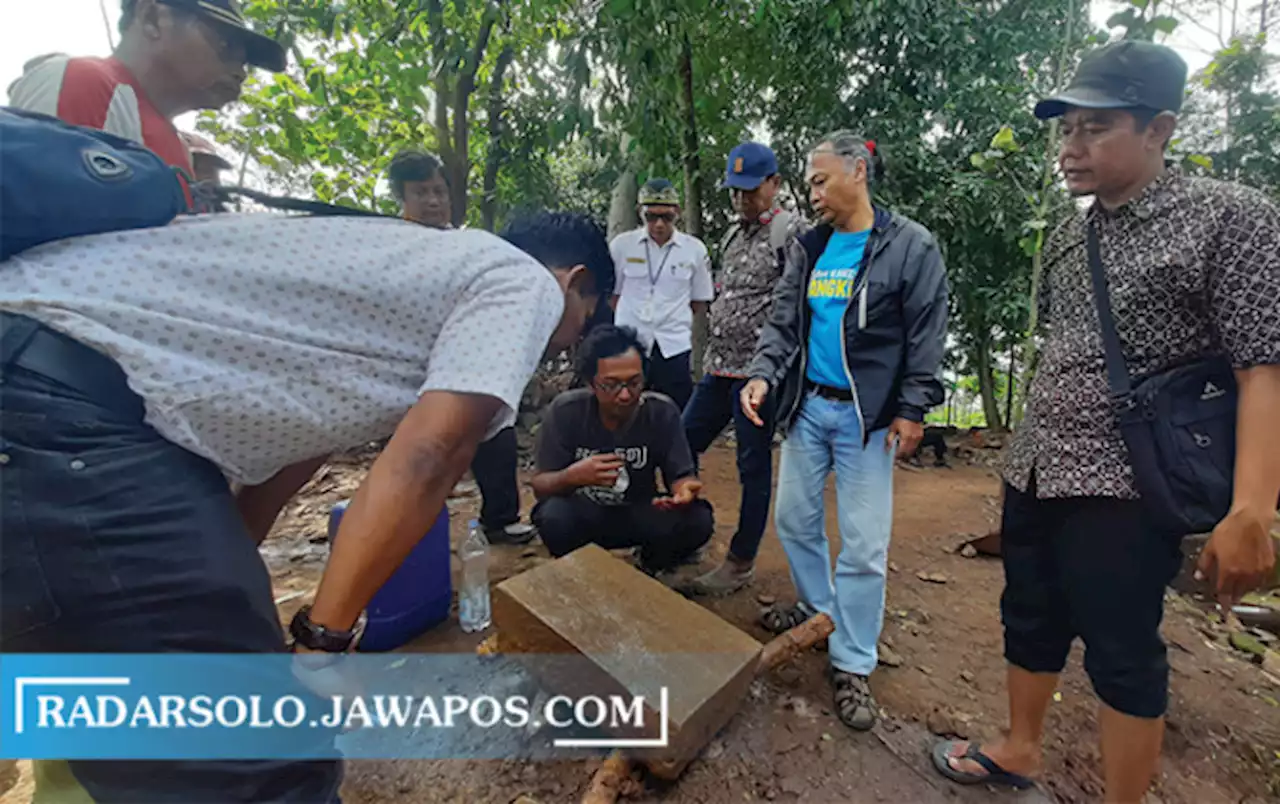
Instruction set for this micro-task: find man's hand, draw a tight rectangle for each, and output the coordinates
[1196,506,1277,610]
[654,478,702,510]
[739,379,770,427]
[564,453,625,488]
[886,418,924,459]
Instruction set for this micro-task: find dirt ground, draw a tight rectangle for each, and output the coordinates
[3,441,1277,803]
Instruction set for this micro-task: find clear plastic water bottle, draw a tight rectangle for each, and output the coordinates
[458,519,491,633]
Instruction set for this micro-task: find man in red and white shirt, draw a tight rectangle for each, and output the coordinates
[7,0,285,175]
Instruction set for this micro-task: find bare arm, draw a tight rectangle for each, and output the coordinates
[307,391,501,631]
[690,301,709,316]
[1197,365,1280,605]
[530,469,578,499]
[236,456,328,545]
[1230,365,1280,516]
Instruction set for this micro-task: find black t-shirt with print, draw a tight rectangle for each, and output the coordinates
[535,389,696,506]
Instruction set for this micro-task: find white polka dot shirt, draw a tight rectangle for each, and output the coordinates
[0,214,565,485]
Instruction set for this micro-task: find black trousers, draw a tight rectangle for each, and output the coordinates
[532,495,714,571]
[0,315,342,802]
[999,477,1184,719]
[646,345,693,412]
[472,426,521,530]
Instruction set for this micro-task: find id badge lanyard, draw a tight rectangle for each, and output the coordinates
[640,240,674,322]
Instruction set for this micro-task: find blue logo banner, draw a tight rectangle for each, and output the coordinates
[0,653,692,761]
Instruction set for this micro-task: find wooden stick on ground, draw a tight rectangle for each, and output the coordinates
[579,612,835,804]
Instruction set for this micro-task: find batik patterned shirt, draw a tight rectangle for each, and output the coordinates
[1004,168,1280,499]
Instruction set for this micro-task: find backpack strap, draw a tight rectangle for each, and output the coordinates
[768,210,793,253]
[213,185,392,218]
[717,221,743,260]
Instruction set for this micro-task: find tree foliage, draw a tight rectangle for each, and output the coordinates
[198,0,1275,425]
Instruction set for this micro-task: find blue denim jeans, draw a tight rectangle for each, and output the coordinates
[683,374,776,562]
[774,391,894,675]
[0,314,342,802]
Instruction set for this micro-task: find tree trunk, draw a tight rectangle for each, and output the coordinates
[976,339,1004,431]
[678,35,704,240]
[607,136,638,241]
[677,35,707,378]
[480,44,514,232]
[1003,343,1016,430]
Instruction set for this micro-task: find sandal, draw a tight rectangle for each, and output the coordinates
[759,601,818,634]
[931,740,1036,790]
[830,668,877,731]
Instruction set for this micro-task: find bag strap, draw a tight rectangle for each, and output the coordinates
[1085,223,1133,396]
[768,210,792,253]
[214,185,391,219]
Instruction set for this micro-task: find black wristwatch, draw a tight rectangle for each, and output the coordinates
[288,605,368,653]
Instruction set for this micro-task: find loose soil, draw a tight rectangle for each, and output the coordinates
[4,443,1277,804]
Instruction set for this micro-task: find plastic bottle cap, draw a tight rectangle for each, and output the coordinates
[468,519,479,529]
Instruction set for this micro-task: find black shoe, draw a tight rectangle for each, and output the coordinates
[484,522,537,545]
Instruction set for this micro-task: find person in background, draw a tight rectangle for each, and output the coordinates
[530,325,714,576]
[7,0,285,176]
[389,148,537,545]
[933,42,1279,801]
[0,210,611,801]
[680,142,809,597]
[181,130,234,213]
[609,178,715,412]
[741,132,949,732]
[181,130,233,185]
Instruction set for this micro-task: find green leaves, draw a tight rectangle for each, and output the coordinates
[1188,153,1214,171]
[991,125,1019,153]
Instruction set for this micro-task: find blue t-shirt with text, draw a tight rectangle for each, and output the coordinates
[805,229,870,389]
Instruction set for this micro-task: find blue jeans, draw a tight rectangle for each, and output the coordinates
[0,314,342,802]
[683,374,776,562]
[774,391,895,675]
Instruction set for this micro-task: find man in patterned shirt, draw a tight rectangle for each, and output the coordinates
[680,142,808,596]
[933,42,1280,801]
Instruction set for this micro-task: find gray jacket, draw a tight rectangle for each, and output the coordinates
[745,207,949,439]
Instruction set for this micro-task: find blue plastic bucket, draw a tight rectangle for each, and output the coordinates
[328,501,453,652]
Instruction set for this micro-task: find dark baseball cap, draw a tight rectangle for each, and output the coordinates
[1034,40,1187,120]
[722,142,779,191]
[157,0,288,72]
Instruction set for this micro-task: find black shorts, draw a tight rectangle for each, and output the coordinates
[999,477,1185,719]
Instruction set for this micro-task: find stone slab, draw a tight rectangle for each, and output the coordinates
[493,544,762,777]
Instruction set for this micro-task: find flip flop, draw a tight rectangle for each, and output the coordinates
[931,740,1036,790]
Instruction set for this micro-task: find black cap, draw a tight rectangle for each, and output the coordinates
[1034,41,1187,120]
[158,0,287,72]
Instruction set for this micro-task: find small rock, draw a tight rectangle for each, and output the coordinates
[919,665,934,676]
[776,666,803,687]
[878,643,904,668]
[397,783,413,795]
[521,548,539,558]
[820,732,833,742]
[926,707,969,738]
[960,670,976,684]
[757,593,777,606]
[780,778,805,796]
[888,561,900,573]
[916,571,949,584]
[765,791,777,801]
[960,544,978,559]
[881,634,895,649]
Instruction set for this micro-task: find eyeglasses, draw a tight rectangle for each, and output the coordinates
[594,377,645,396]
[643,212,676,224]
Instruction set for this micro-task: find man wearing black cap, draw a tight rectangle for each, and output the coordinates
[8,0,284,178]
[933,41,1280,801]
[679,142,808,596]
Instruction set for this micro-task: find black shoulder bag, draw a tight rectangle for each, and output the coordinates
[1085,224,1237,535]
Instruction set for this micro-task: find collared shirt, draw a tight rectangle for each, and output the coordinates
[0,214,564,486]
[610,228,714,357]
[1004,168,1280,499]
[704,208,809,378]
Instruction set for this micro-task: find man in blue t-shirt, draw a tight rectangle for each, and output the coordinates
[740,132,949,733]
